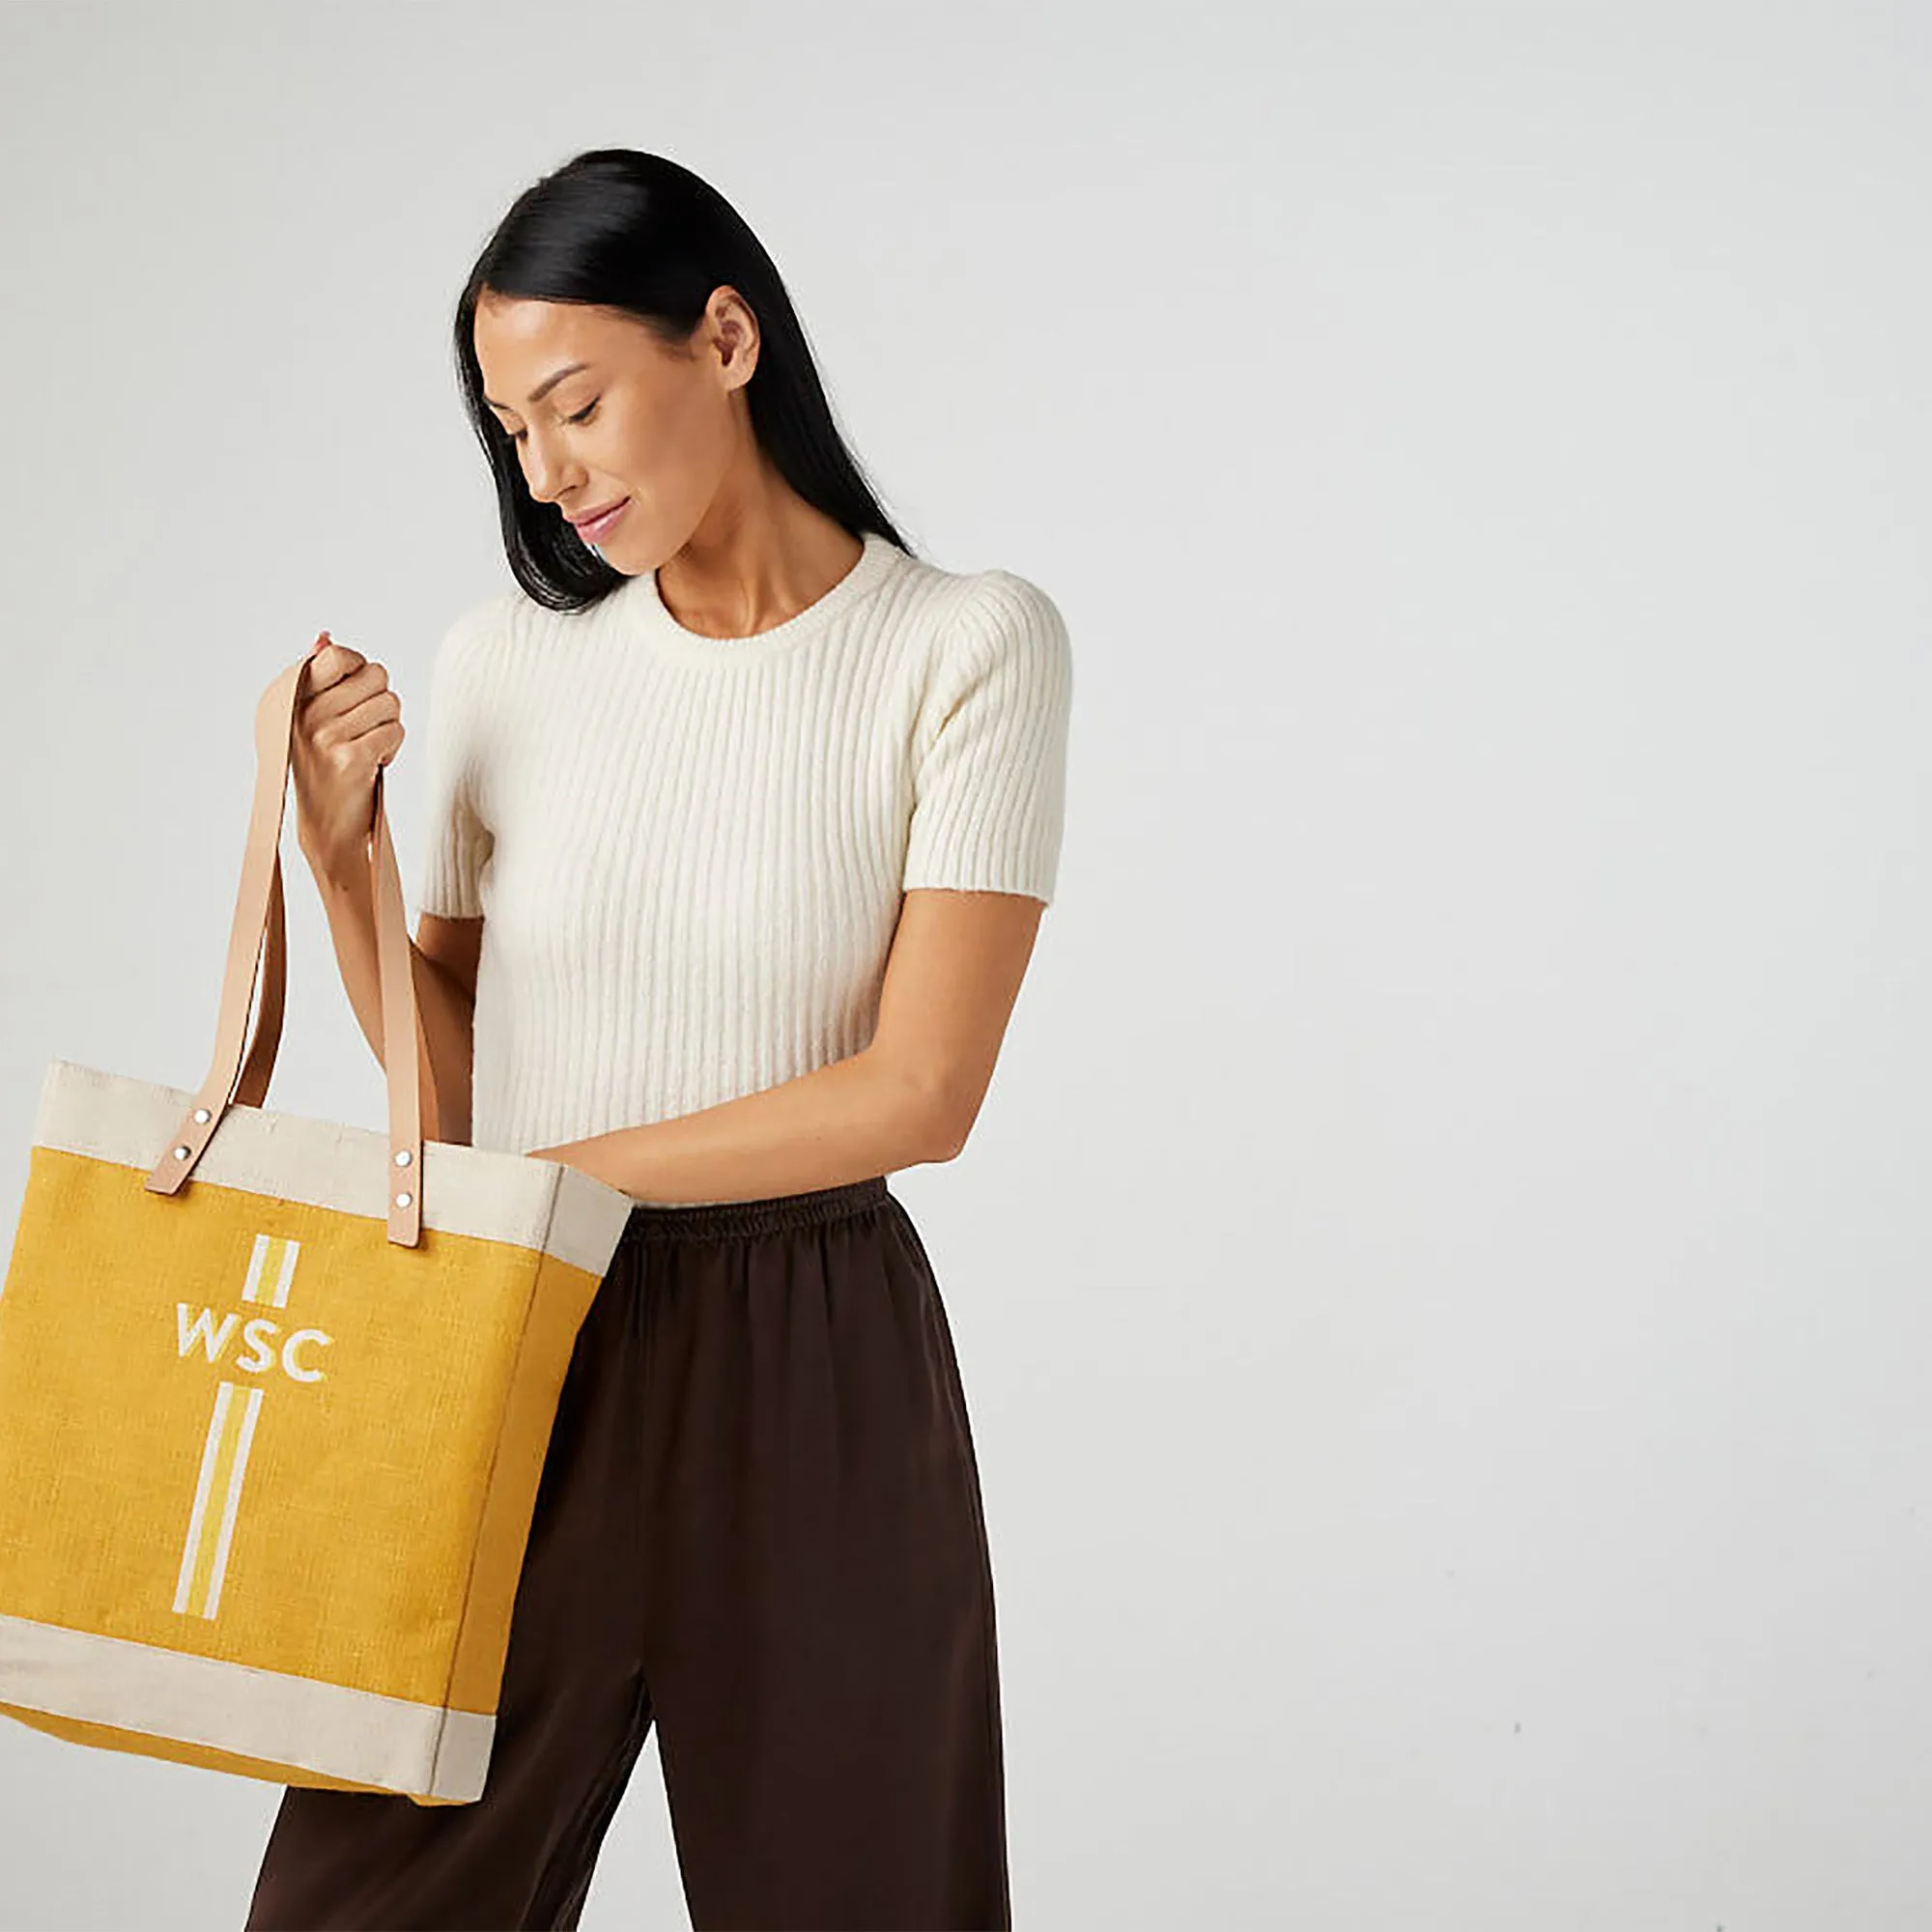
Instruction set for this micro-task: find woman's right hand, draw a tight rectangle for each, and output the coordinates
[292,633,407,880]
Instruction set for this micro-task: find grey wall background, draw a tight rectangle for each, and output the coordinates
[1,2,1927,1925]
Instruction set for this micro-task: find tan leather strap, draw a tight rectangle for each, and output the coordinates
[233,854,286,1109]
[145,644,439,1246]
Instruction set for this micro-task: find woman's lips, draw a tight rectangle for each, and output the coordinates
[572,499,629,541]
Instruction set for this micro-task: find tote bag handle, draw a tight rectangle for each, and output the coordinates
[144,640,442,1248]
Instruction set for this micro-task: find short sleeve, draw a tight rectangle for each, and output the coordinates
[901,570,1074,904]
[414,601,500,920]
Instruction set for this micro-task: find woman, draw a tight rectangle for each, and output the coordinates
[242,149,1071,1930]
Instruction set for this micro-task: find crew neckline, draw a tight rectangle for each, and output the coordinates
[616,528,900,665]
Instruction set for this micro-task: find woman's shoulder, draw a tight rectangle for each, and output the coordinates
[426,582,565,705]
[436,582,533,657]
[885,543,1071,681]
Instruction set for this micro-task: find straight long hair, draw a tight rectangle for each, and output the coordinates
[453,149,909,612]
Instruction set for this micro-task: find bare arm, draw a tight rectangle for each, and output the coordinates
[527,887,1046,1203]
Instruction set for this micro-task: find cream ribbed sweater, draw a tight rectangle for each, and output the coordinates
[414,529,1073,1157]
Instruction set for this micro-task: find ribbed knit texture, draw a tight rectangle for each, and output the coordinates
[414,530,1073,1156]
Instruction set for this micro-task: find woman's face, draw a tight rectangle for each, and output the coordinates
[470,289,754,573]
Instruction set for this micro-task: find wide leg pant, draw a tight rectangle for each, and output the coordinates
[241,1176,1010,1930]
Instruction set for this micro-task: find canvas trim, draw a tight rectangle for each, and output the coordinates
[0,1610,494,1801]
[32,1060,633,1275]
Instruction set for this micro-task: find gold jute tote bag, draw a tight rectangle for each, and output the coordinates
[0,644,636,1804]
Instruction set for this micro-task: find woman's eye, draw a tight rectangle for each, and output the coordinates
[503,400,596,444]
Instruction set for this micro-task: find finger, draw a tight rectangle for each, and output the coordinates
[304,637,367,695]
[337,690,404,741]
[314,721,405,784]
[335,719,407,770]
[307,631,362,672]
[303,661,391,733]
[312,689,402,754]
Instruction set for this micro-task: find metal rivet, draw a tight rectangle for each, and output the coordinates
[394,1191,412,1209]
[192,1108,212,1125]
[394,1149,412,1167]
[172,1145,190,1160]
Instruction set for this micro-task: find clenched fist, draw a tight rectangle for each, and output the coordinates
[292,632,406,878]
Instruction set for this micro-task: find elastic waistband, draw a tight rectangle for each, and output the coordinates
[616,1174,891,1246]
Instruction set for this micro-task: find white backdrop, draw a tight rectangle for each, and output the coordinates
[2,2,1928,1925]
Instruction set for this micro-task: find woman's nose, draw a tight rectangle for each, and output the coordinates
[524,435,571,503]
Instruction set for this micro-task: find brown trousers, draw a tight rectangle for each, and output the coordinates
[242,1177,1010,1930]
